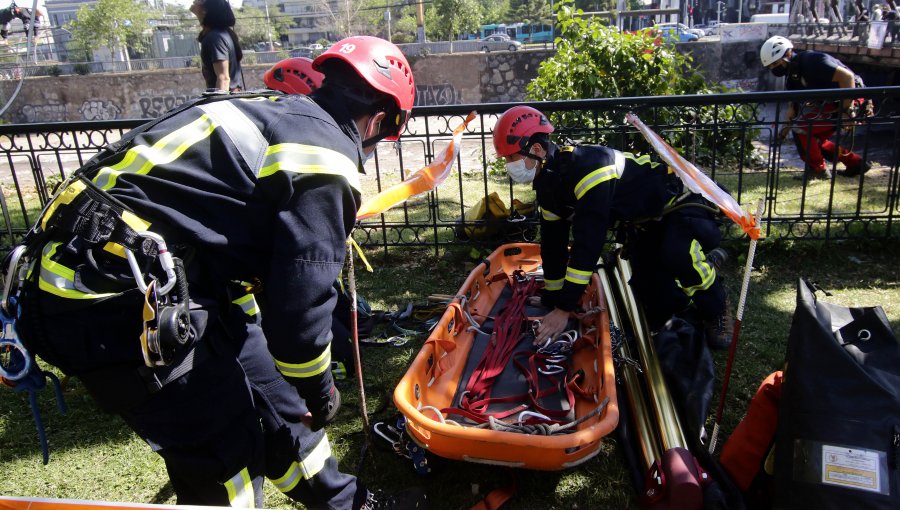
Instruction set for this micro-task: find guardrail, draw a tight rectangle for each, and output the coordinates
[1,87,898,256]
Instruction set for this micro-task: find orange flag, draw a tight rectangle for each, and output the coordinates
[357,111,477,220]
[626,113,760,240]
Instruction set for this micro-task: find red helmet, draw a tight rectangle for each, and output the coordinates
[313,36,415,140]
[264,57,324,95]
[493,106,555,157]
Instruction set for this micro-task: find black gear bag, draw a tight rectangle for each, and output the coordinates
[774,279,900,509]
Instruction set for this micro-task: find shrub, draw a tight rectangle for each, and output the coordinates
[528,0,758,166]
[73,63,91,75]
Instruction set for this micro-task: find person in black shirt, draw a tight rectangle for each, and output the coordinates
[191,0,243,92]
[760,35,869,179]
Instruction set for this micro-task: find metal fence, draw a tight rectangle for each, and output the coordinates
[1,87,898,256]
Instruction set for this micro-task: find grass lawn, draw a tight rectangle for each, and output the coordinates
[1,236,898,509]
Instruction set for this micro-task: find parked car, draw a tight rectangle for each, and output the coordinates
[479,37,522,52]
[655,22,705,38]
[289,47,313,58]
[309,43,325,51]
[482,33,511,42]
[656,26,700,43]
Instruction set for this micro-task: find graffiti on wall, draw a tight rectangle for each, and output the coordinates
[139,94,195,118]
[18,103,67,123]
[80,100,122,121]
[414,82,461,106]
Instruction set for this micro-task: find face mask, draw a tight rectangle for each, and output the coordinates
[506,157,537,184]
[770,65,788,77]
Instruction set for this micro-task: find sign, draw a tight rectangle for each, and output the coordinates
[867,21,888,50]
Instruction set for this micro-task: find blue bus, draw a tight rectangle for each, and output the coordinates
[463,22,555,42]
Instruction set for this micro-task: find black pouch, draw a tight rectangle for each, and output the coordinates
[774,279,900,509]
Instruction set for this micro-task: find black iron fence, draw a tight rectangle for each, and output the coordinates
[1,87,899,256]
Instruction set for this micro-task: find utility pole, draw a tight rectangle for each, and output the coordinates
[264,0,274,51]
[385,7,391,42]
[416,0,425,42]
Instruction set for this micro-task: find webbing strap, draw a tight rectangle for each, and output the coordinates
[42,177,145,255]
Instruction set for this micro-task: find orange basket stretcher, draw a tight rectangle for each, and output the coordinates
[393,243,619,470]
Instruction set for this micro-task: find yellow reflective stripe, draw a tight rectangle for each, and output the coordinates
[677,240,716,297]
[259,143,361,193]
[38,243,117,300]
[198,100,267,175]
[40,179,86,231]
[270,434,332,492]
[544,278,563,291]
[232,293,260,317]
[623,152,651,165]
[224,467,254,508]
[574,165,618,199]
[93,114,218,190]
[541,208,562,221]
[298,433,331,479]
[274,345,331,379]
[564,267,592,285]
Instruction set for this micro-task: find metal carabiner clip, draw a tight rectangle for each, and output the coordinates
[538,364,566,376]
[1,245,27,315]
[0,309,31,382]
[126,231,178,296]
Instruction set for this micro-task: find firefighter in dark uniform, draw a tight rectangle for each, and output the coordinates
[8,36,426,510]
[492,106,731,348]
[760,35,870,180]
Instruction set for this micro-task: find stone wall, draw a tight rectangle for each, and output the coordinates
[0,44,760,124]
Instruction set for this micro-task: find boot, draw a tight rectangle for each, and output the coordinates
[838,160,871,178]
[703,302,734,351]
[360,488,429,510]
[705,248,728,272]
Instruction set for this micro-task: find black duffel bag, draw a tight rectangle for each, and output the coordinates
[774,278,900,509]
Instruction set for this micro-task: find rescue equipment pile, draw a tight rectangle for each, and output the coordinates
[393,243,619,470]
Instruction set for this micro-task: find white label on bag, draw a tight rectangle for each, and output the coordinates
[821,445,881,492]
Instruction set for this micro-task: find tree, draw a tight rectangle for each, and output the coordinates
[431,0,483,40]
[68,0,153,62]
[510,0,551,22]
[235,5,291,48]
[317,0,382,39]
[528,0,755,164]
[481,0,511,24]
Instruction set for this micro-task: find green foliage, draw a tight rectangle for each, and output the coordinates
[431,0,483,40]
[510,0,551,22]
[67,0,152,56]
[235,6,291,48]
[73,63,92,75]
[527,0,757,165]
[46,65,62,76]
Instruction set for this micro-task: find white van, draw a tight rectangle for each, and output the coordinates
[749,13,790,23]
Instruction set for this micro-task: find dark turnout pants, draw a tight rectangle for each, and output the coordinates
[626,203,726,331]
[19,286,364,509]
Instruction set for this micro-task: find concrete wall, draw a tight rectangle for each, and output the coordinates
[0,44,762,124]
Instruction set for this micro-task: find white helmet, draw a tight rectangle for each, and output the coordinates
[760,36,793,67]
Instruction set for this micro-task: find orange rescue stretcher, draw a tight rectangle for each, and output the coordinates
[393,243,619,470]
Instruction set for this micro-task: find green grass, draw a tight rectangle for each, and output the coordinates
[2,238,898,509]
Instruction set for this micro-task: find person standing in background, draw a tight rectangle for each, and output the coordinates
[191,0,243,92]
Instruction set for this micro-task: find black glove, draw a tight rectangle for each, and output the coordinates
[308,384,341,431]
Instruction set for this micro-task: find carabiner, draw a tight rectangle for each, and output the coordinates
[517,410,551,423]
[126,231,177,295]
[538,364,565,376]
[0,311,31,382]
[1,245,26,315]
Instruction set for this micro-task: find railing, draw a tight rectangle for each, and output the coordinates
[1,87,898,256]
[768,20,900,49]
